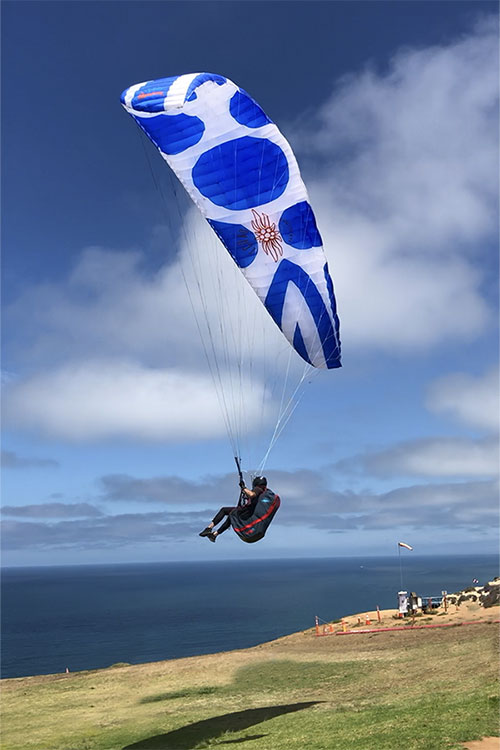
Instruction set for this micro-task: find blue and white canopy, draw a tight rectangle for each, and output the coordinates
[121,73,341,369]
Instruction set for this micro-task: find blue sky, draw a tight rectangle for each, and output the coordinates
[2,1,499,567]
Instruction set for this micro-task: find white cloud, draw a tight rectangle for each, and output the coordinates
[426,367,499,431]
[4,224,313,443]
[7,244,205,369]
[1,502,103,519]
[336,436,499,478]
[295,16,498,351]
[2,469,498,552]
[6,231,290,372]
[332,363,499,479]
[2,359,269,441]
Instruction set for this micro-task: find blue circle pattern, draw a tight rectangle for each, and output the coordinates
[278,202,322,249]
[229,90,271,128]
[134,113,205,155]
[192,137,289,210]
[207,220,258,268]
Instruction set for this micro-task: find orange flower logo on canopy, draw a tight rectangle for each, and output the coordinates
[251,209,283,262]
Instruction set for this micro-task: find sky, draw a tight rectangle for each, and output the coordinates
[1,0,499,567]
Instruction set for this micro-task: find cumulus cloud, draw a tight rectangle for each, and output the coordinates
[1,503,103,518]
[5,233,288,372]
[100,467,500,530]
[335,436,499,478]
[268,470,499,529]
[426,367,499,432]
[2,470,497,550]
[3,234,301,442]
[1,450,59,469]
[6,246,196,370]
[2,359,272,441]
[295,16,498,351]
[97,468,348,510]
[99,472,218,505]
[279,476,499,533]
[0,511,207,550]
[358,479,499,530]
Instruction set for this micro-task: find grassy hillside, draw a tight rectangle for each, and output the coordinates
[1,621,498,750]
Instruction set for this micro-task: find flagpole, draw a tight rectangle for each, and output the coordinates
[398,543,403,590]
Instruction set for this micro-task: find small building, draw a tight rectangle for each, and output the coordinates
[398,591,408,615]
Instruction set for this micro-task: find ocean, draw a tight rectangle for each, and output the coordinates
[1,555,497,679]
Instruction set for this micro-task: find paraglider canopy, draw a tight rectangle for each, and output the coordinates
[121,72,341,371]
[121,72,341,472]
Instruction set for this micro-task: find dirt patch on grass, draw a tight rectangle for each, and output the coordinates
[461,739,499,749]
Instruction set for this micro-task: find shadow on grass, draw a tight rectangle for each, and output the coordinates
[141,686,221,703]
[123,702,321,749]
[141,659,361,707]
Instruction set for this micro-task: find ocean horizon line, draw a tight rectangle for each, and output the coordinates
[2,551,499,572]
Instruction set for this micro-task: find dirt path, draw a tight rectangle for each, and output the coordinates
[461,739,499,749]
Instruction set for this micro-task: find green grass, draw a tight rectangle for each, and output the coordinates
[1,622,498,750]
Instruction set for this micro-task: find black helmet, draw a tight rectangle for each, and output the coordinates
[252,476,267,488]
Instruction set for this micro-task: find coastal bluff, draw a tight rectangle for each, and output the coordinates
[445,577,500,609]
